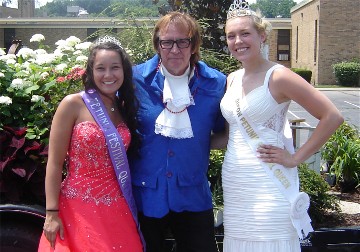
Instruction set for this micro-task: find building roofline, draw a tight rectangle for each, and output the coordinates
[0,17,158,28]
[291,0,313,13]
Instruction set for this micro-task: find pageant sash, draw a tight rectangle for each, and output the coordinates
[233,99,313,238]
[81,89,146,250]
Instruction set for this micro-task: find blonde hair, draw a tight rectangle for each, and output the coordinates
[226,10,272,43]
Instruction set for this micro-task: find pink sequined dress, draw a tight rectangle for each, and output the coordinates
[38,121,143,252]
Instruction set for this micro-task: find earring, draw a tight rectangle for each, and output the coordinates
[260,42,268,60]
[260,42,264,55]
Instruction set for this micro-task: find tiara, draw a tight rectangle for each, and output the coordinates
[227,0,257,20]
[95,35,123,48]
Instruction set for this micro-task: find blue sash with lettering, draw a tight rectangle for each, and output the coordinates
[81,89,145,250]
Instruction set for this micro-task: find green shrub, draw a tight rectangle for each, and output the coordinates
[201,49,239,75]
[118,18,156,65]
[331,139,360,190]
[298,163,340,226]
[208,149,225,209]
[350,57,360,64]
[332,61,360,87]
[321,122,360,191]
[291,68,312,83]
[322,122,359,162]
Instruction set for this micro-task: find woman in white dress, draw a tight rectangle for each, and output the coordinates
[212,1,344,251]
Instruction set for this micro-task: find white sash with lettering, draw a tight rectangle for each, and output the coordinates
[233,69,313,239]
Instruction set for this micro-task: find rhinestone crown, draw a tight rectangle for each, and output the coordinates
[227,0,257,20]
[95,35,123,48]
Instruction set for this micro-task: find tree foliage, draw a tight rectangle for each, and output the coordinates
[251,0,297,18]
[39,0,163,17]
[180,0,233,51]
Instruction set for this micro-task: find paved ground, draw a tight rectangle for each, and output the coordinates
[340,200,360,214]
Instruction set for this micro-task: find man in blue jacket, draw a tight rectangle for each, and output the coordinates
[131,11,226,252]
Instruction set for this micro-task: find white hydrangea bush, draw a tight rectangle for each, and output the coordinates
[0,34,91,141]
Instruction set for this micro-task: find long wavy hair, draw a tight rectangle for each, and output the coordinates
[82,41,140,156]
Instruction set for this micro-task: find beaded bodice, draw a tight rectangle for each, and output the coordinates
[221,66,290,148]
[61,121,131,206]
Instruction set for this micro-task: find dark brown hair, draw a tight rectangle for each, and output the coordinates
[82,40,140,156]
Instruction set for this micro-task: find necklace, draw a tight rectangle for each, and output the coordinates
[158,63,199,114]
[105,106,115,112]
[162,88,198,114]
[164,104,189,114]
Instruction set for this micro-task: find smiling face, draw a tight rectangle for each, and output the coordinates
[225,16,265,63]
[92,49,124,97]
[157,23,193,76]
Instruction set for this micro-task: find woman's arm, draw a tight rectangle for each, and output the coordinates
[43,94,81,247]
[258,68,344,167]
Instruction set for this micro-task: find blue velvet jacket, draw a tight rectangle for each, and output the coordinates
[130,55,226,218]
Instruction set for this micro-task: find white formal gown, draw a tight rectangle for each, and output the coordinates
[220,65,301,252]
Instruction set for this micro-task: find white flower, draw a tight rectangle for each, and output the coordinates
[10,78,26,89]
[35,49,47,55]
[35,54,56,65]
[6,58,17,65]
[30,34,45,43]
[125,48,133,56]
[40,72,49,79]
[0,72,5,78]
[17,47,36,59]
[65,36,81,47]
[76,55,88,63]
[73,50,83,55]
[56,44,75,53]
[31,95,45,103]
[21,61,31,70]
[75,41,92,50]
[55,39,67,47]
[0,48,6,55]
[53,49,64,58]
[0,54,16,61]
[0,96,12,105]
[55,63,68,72]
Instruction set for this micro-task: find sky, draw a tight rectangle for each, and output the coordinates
[7,0,53,8]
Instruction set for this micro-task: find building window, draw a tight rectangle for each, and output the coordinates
[277,29,290,61]
[314,20,318,62]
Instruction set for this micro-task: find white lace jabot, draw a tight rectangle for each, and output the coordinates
[155,64,195,139]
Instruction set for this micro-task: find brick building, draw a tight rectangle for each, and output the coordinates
[291,0,360,85]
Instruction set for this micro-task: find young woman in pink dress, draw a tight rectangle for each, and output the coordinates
[38,36,143,251]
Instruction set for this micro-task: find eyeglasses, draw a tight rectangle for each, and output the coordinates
[159,38,192,49]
